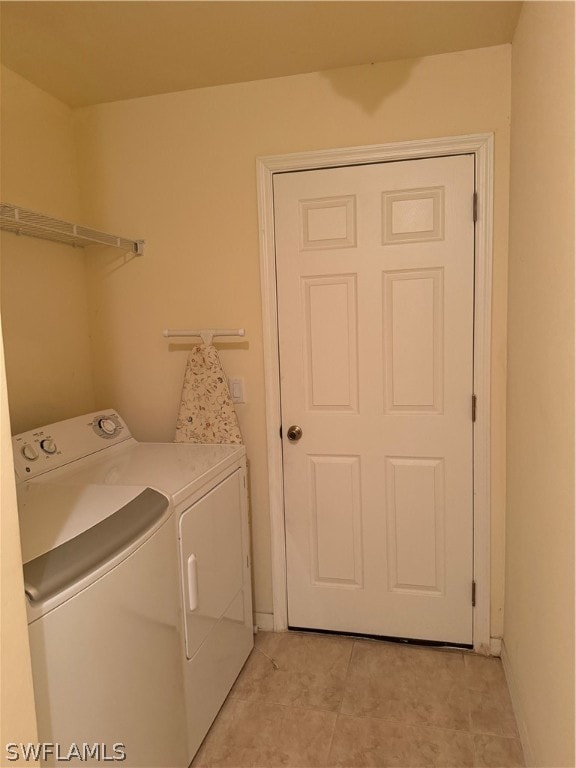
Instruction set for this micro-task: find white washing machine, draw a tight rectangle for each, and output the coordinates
[13,410,254,767]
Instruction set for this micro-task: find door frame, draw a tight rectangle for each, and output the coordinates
[256,133,493,652]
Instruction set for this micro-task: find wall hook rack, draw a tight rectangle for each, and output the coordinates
[163,328,245,346]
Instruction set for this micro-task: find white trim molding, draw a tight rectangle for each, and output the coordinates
[501,641,532,765]
[257,134,494,651]
[253,612,275,632]
[490,637,503,657]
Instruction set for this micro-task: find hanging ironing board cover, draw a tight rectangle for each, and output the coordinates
[174,343,243,444]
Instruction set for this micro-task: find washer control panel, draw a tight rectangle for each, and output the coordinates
[12,410,132,481]
[91,413,123,439]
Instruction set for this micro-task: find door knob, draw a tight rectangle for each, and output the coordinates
[286,425,303,442]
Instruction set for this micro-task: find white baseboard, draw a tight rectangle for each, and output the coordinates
[253,612,274,631]
[501,640,534,767]
[489,636,502,656]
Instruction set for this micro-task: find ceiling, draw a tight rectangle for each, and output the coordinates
[0,1,523,108]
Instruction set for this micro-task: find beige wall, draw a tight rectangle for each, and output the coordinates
[74,44,512,621]
[0,316,39,762]
[504,3,575,766]
[0,66,95,433]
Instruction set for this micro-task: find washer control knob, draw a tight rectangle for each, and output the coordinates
[21,443,39,461]
[98,418,117,436]
[40,438,57,455]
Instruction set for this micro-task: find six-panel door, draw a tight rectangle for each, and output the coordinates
[274,154,475,644]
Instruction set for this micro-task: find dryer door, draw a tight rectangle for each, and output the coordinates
[179,468,245,659]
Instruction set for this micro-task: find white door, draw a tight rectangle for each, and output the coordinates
[274,154,475,645]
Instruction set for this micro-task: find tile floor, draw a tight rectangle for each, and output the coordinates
[192,630,525,768]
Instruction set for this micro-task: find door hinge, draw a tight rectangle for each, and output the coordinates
[472,581,477,607]
[472,394,477,422]
[473,192,478,223]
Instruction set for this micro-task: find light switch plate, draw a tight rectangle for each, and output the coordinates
[228,377,245,404]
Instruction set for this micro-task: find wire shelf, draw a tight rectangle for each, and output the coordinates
[0,203,144,255]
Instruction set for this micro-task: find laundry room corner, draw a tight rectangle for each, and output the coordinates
[1,4,574,765]
[71,43,512,633]
[0,66,96,435]
[0,37,513,681]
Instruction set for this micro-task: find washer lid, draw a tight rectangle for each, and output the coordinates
[24,488,169,605]
[17,482,161,564]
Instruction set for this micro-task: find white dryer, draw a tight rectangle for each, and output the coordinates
[13,410,253,766]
